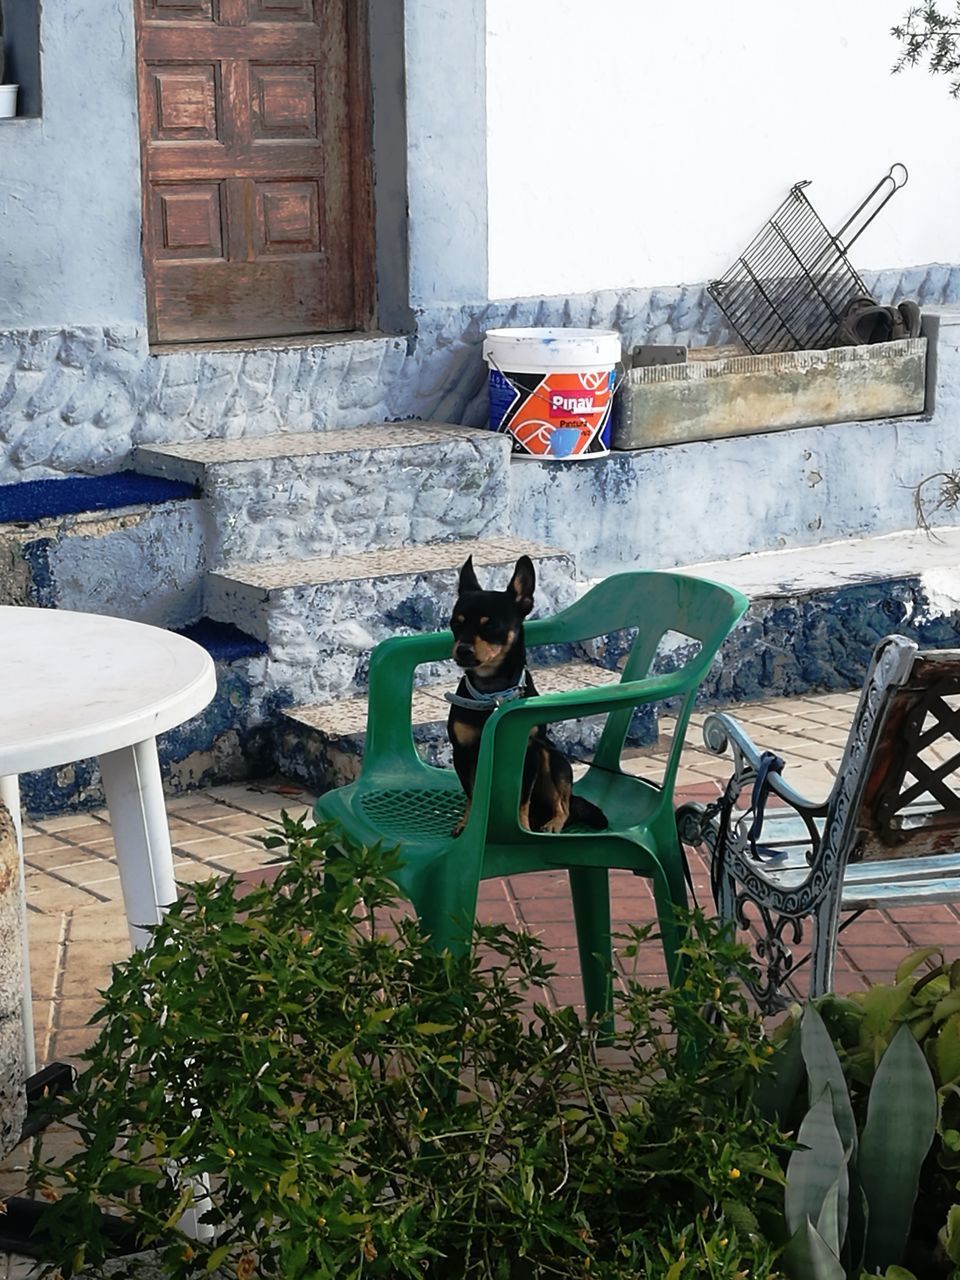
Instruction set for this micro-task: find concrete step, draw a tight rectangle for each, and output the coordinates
[0,471,204,628]
[275,659,657,794]
[135,421,511,568]
[206,536,578,708]
[670,526,960,703]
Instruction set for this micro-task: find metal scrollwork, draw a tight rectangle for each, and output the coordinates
[687,636,919,1013]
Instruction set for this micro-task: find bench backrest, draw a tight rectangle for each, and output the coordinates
[830,637,960,864]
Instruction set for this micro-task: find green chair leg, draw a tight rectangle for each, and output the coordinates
[412,885,475,959]
[569,865,613,1027]
[649,851,689,990]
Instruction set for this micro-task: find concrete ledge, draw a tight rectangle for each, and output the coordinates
[677,527,960,704]
[0,499,205,627]
[615,339,927,449]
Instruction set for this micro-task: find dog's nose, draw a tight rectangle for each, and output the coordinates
[454,643,475,666]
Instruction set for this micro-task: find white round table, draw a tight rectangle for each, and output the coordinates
[0,607,217,1071]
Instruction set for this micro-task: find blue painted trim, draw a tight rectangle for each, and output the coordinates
[0,471,199,524]
[175,618,268,663]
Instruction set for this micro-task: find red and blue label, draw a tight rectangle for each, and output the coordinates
[488,367,614,458]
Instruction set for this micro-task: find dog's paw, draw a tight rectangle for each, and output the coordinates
[540,815,566,834]
[452,819,466,837]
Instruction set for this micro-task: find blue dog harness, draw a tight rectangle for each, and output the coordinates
[444,671,530,711]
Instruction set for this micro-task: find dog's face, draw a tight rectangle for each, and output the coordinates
[449,555,535,676]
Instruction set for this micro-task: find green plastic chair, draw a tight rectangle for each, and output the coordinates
[314,571,748,1018]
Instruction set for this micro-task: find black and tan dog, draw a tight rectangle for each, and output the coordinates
[446,554,607,836]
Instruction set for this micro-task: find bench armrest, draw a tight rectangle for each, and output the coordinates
[702,711,829,817]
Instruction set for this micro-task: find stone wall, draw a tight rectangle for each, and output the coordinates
[3,265,958,484]
[0,801,26,1156]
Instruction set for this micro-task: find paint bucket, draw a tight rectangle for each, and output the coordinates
[482,327,621,460]
[0,85,18,119]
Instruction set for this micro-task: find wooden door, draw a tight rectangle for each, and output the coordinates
[135,0,373,344]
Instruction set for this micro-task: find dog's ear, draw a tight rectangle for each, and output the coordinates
[508,555,536,616]
[458,555,481,596]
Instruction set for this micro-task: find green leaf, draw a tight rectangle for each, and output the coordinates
[859,981,913,1041]
[896,947,943,985]
[860,1023,938,1271]
[801,1005,857,1158]
[205,1243,231,1272]
[932,991,960,1025]
[937,1013,960,1084]
[364,1006,397,1030]
[414,1022,456,1035]
[816,1172,843,1258]
[781,1218,846,1279]
[756,1019,805,1126]
[720,1198,759,1238]
[940,1203,960,1264]
[785,1090,848,1242]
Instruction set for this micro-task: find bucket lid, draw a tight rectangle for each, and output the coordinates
[483,327,621,367]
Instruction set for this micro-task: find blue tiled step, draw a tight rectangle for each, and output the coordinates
[0,470,198,524]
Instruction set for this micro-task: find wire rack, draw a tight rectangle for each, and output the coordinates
[708,164,908,354]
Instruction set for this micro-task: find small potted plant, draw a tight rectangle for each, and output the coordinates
[0,6,17,120]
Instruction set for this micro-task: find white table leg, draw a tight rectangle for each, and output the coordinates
[0,774,37,1077]
[99,739,178,950]
[100,743,216,1241]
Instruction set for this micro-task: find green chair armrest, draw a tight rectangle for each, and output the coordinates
[363,630,454,775]
[462,670,698,842]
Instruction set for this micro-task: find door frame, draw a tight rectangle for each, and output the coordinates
[133,0,377,347]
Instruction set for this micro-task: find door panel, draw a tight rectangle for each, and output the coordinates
[135,0,372,343]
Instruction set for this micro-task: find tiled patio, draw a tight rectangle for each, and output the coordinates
[4,686,959,1276]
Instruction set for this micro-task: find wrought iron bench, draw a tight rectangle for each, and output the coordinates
[678,634,960,1013]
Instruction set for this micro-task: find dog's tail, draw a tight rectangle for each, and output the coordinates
[568,795,608,831]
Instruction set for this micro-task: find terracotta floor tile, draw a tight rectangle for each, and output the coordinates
[195,811,272,836]
[56,821,115,846]
[515,897,575,925]
[31,812,104,834]
[839,945,913,980]
[835,918,913,946]
[885,903,959,925]
[890,921,960,946]
[23,875,101,913]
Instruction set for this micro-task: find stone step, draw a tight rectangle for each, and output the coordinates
[275,659,657,794]
[205,536,578,708]
[670,526,960,703]
[135,421,511,568]
[0,471,204,628]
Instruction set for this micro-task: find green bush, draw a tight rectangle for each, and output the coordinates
[30,815,786,1280]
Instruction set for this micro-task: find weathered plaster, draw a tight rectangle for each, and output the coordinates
[0,501,205,626]
[0,4,144,329]
[510,308,960,578]
[3,265,958,486]
[135,424,511,569]
[404,0,488,304]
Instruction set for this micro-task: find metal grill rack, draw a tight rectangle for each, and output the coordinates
[708,164,908,354]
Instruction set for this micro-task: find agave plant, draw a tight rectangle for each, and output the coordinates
[771,1004,937,1278]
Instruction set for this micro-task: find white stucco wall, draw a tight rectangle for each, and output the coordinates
[0,3,145,329]
[485,0,960,299]
[404,0,488,306]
